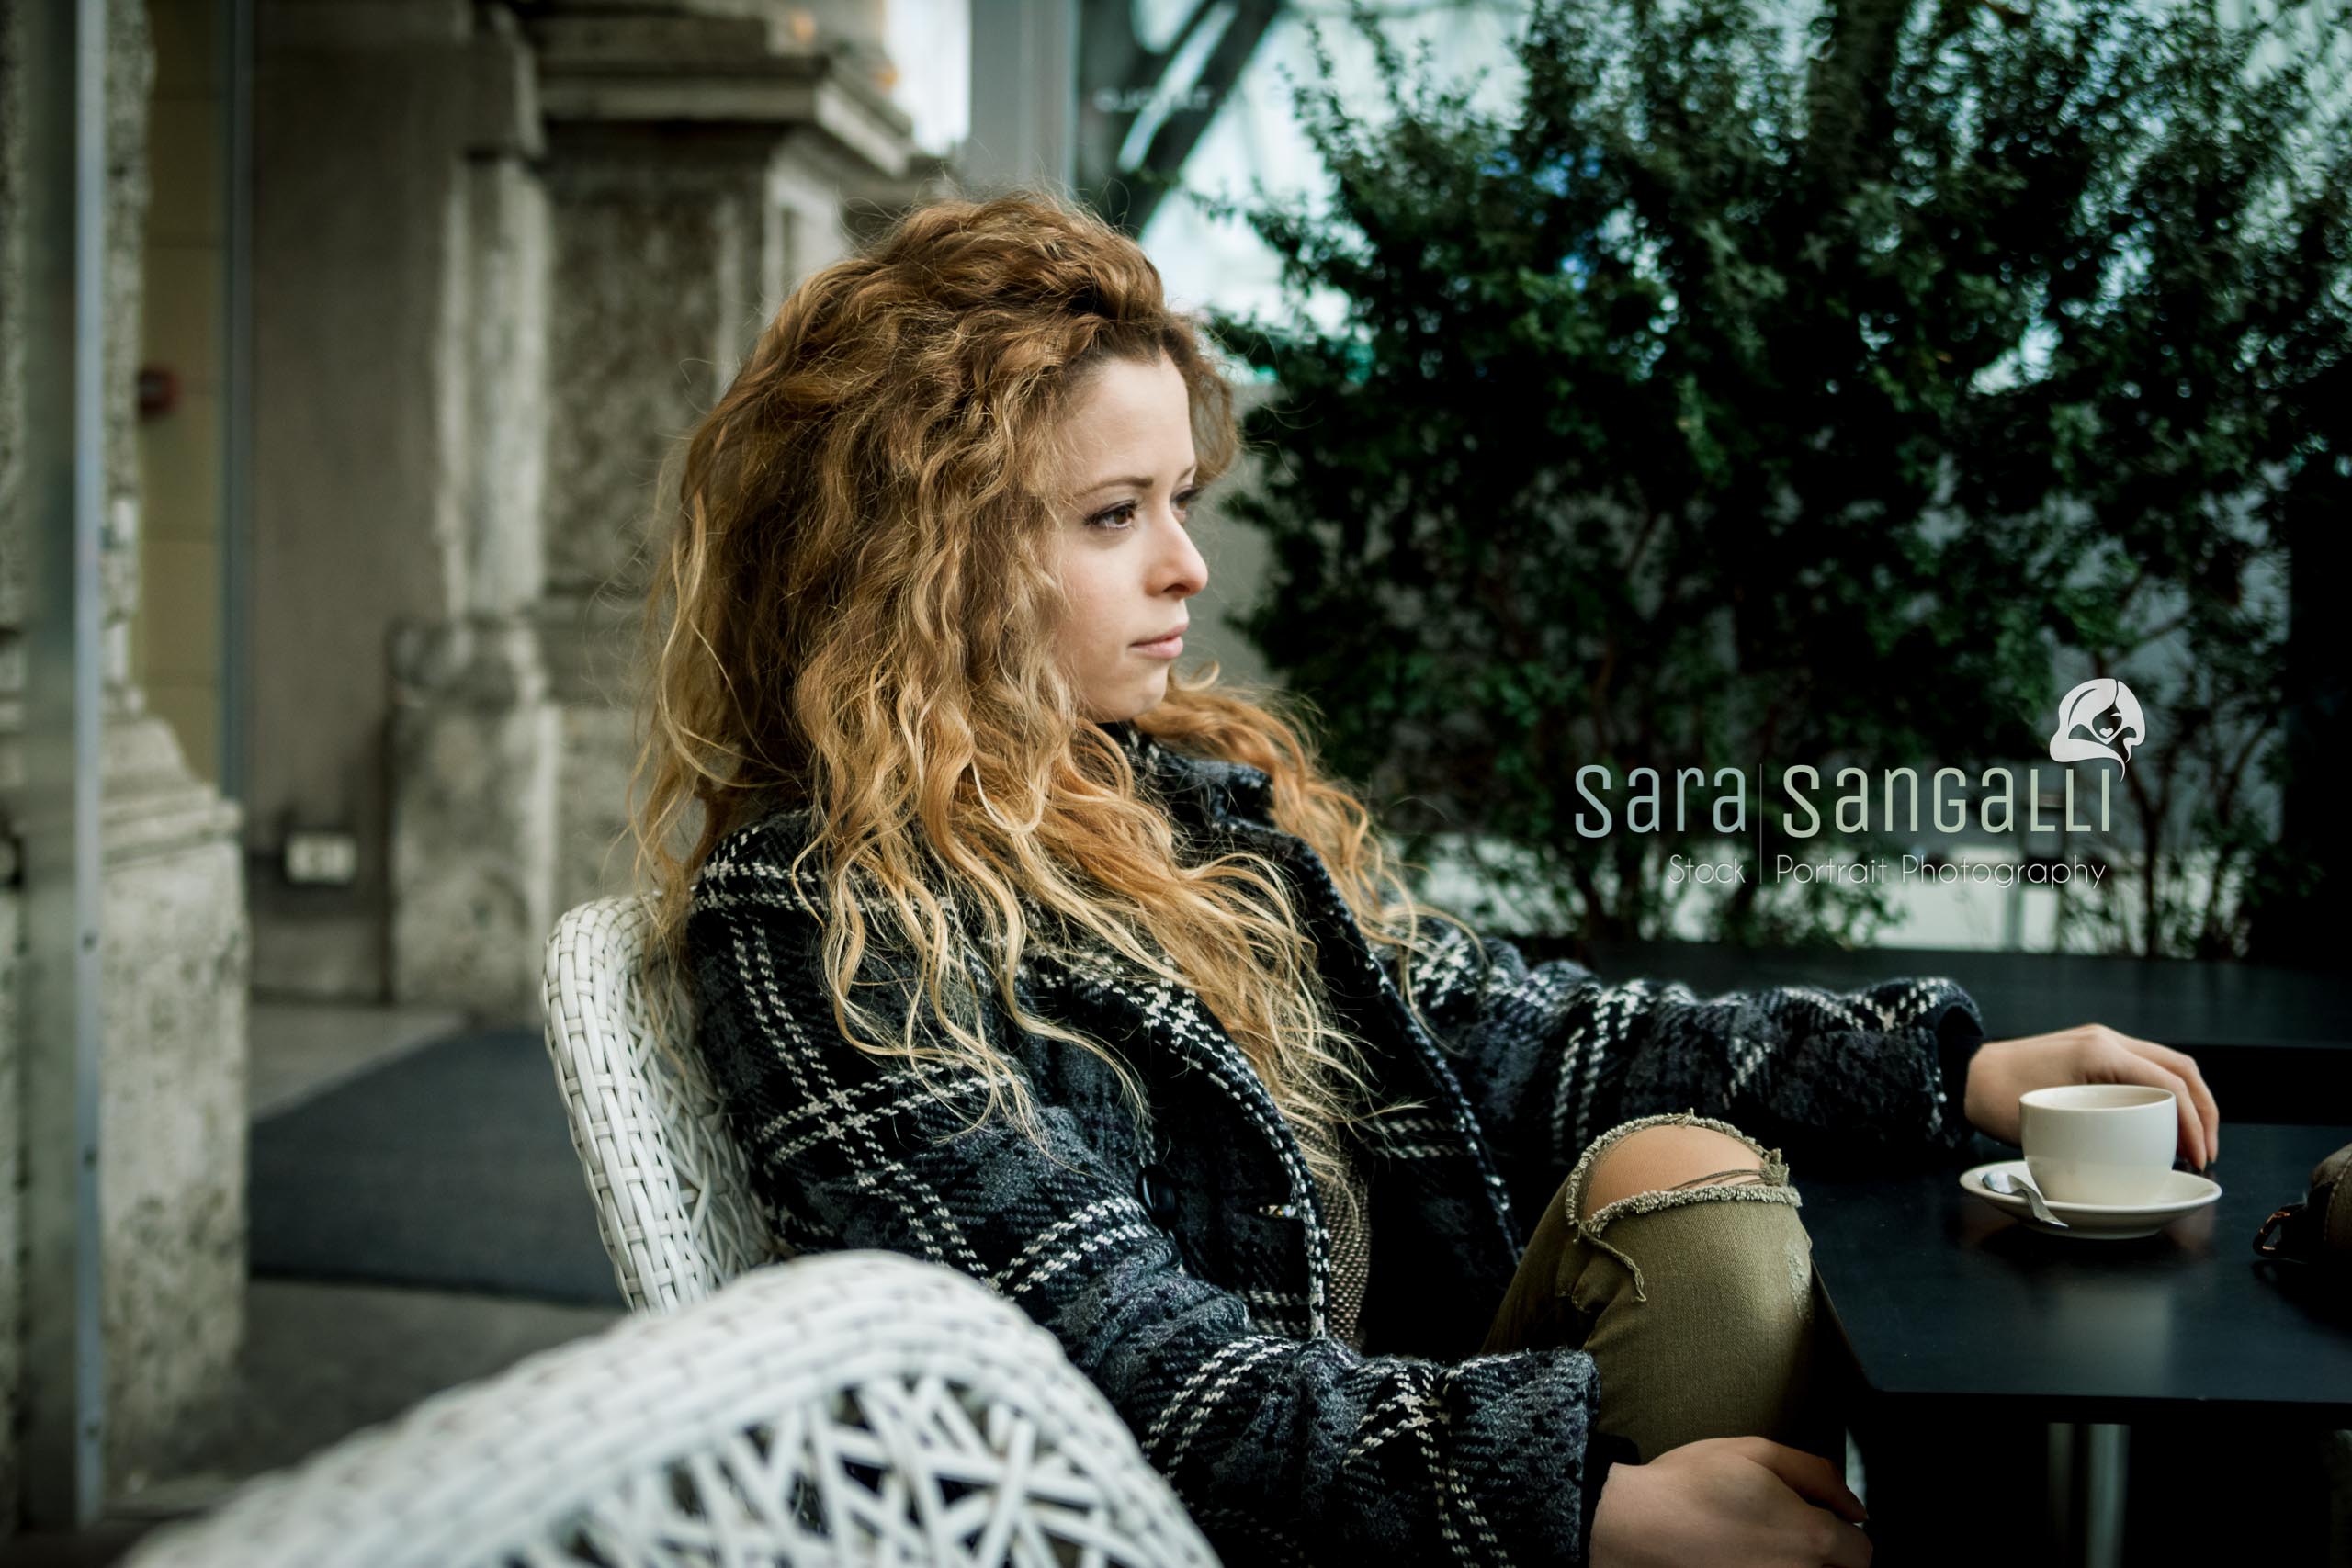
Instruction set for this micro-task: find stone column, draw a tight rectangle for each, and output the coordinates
[0,0,31,1520]
[389,1,921,1017]
[385,10,562,1018]
[0,0,250,1517]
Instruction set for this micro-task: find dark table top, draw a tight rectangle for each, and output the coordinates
[1552,940,2352,1053]
[1801,1122,2352,1425]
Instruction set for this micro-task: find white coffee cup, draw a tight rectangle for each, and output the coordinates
[2019,1084,2178,1205]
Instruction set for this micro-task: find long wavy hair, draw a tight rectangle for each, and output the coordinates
[628,189,1481,1213]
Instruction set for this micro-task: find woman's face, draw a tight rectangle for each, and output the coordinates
[1051,352,1209,723]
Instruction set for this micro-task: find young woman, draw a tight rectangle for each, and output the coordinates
[630,191,2222,1568]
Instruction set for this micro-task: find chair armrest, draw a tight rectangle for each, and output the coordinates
[125,1251,1221,1567]
[542,894,776,1311]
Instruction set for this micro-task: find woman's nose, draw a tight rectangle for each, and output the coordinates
[1157,513,1206,594]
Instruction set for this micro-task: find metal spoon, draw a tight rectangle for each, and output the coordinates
[1983,1168,2070,1229]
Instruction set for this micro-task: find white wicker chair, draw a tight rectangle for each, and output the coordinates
[539,892,778,1311]
[123,1250,1223,1567]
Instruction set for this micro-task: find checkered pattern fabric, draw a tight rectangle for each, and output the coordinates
[1318,1131,1374,1353]
[684,719,1987,1566]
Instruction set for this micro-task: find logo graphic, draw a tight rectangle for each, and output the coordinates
[2048,678,2146,773]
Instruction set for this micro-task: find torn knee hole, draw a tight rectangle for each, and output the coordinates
[1576,1124,1776,1221]
[1666,1165,1768,1192]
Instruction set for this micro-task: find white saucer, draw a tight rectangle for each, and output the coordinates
[1959,1159,2221,1241]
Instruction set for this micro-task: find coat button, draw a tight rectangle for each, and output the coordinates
[1138,1165,1180,1228]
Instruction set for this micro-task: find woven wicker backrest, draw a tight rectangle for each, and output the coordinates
[541,894,783,1312]
[122,1251,1223,1568]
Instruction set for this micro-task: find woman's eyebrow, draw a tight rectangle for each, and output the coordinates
[1080,465,1200,496]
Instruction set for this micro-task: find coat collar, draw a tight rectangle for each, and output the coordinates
[1097,719,1275,826]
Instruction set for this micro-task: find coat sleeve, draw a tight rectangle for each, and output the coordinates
[1391,922,1987,1219]
[687,840,1631,1567]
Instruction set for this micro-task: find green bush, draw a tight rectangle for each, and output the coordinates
[1194,0,2351,955]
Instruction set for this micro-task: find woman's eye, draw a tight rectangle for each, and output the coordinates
[1087,487,1204,533]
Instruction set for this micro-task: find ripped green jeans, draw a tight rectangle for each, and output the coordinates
[1480,1110,1846,1465]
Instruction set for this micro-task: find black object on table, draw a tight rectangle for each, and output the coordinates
[1801,1121,2350,1567]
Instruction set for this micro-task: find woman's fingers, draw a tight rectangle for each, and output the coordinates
[1820,1519,1878,1567]
[2154,1064,2202,1168]
[1737,1438,1877,1564]
[2086,1030,2207,1168]
[1979,1026,2222,1168]
[2133,1039,2221,1163]
[1739,1438,1867,1524]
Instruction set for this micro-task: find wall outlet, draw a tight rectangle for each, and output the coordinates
[284,830,359,886]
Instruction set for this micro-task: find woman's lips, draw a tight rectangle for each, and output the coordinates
[1132,633,1183,659]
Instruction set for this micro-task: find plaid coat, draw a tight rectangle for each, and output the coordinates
[685,719,1988,1567]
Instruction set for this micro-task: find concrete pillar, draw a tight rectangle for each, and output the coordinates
[388,1,922,1016]
[0,0,36,1521]
[0,0,250,1527]
[385,12,562,1017]
[964,0,1077,193]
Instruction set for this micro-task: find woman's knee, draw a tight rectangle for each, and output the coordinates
[1577,1121,1769,1223]
[1577,1197,1837,1462]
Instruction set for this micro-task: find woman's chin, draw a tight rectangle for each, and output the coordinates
[1091,677,1169,723]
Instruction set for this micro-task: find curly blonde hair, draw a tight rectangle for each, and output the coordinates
[628,189,1478,1209]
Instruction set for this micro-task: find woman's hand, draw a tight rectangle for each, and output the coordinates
[1589,1436,1872,1567]
[1961,1024,2222,1171]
